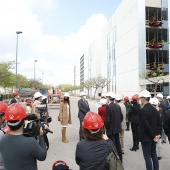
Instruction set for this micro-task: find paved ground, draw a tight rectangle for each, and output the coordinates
[38,97,170,170]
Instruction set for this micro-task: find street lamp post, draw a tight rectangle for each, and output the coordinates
[42,72,44,84]
[34,60,38,81]
[15,31,23,89]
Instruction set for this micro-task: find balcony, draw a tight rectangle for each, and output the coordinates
[146,17,163,27]
[146,39,164,48]
[146,62,164,71]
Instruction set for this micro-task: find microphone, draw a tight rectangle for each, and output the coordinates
[24,114,37,121]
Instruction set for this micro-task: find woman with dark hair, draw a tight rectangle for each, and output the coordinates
[59,93,71,143]
[128,95,140,151]
[75,111,114,170]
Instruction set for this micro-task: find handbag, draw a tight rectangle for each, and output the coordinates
[106,146,124,170]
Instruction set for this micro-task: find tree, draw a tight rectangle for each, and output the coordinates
[140,67,168,96]
[92,77,102,99]
[17,74,28,91]
[0,61,14,81]
[58,84,74,92]
[83,79,93,97]
[99,77,110,94]
[27,79,43,90]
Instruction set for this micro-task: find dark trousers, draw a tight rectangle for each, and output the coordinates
[79,119,84,141]
[108,133,122,162]
[141,142,159,170]
[131,123,139,148]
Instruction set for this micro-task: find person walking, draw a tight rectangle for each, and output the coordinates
[124,96,132,131]
[78,92,90,141]
[105,92,123,162]
[138,90,162,170]
[150,97,163,160]
[59,93,71,143]
[128,94,140,151]
[76,111,113,170]
[115,94,126,154]
[156,93,166,144]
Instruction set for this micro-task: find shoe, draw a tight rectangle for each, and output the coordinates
[158,157,162,160]
[130,147,136,151]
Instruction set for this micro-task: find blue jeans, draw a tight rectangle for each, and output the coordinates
[141,141,159,170]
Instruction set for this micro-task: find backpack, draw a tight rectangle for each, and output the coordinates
[106,150,124,170]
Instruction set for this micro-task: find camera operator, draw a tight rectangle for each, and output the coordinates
[0,103,47,170]
[32,92,43,118]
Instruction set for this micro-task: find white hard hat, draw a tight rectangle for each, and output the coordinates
[64,93,69,97]
[34,92,43,99]
[115,94,122,101]
[139,90,151,98]
[80,91,86,96]
[100,98,107,105]
[42,95,47,100]
[150,97,159,106]
[156,93,163,99]
[166,96,170,99]
[106,92,115,99]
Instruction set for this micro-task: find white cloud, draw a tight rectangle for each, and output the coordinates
[0,0,107,85]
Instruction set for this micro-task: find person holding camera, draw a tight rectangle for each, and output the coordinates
[0,103,47,170]
[59,93,71,143]
[32,92,43,118]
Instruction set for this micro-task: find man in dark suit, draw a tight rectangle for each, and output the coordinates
[10,92,19,105]
[78,92,90,141]
[105,92,123,162]
[139,90,162,170]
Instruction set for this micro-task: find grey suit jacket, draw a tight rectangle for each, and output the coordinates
[78,99,90,121]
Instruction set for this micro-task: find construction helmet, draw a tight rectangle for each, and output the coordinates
[106,92,115,99]
[100,98,107,105]
[115,94,122,101]
[34,92,43,99]
[0,101,8,116]
[132,95,139,101]
[139,90,151,98]
[3,103,28,121]
[156,93,163,99]
[64,93,69,97]
[124,96,129,102]
[52,160,68,169]
[82,111,104,130]
[150,97,159,106]
[166,96,170,99]
[80,91,86,96]
[12,91,18,97]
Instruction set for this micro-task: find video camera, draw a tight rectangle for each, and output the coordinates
[24,105,52,139]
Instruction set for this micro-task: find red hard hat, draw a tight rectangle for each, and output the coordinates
[13,91,18,97]
[52,160,67,169]
[0,101,8,115]
[3,103,27,121]
[124,96,129,102]
[82,111,104,130]
[132,95,139,101]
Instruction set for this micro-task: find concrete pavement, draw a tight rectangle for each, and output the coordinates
[38,97,170,170]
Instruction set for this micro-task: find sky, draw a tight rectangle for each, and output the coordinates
[0,0,122,86]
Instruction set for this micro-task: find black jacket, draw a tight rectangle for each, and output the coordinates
[128,104,140,124]
[139,103,162,142]
[10,98,17,105]
[163,110,170,138]
[105,102,122,135]
[78,99,90,121]
[75,139,113,170]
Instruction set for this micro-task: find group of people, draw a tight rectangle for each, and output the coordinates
[74,90,170,170]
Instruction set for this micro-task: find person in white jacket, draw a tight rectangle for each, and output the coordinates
[115,94,126,154]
